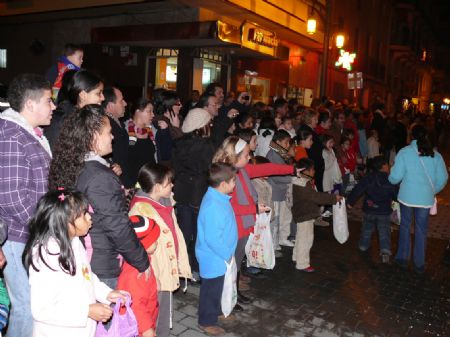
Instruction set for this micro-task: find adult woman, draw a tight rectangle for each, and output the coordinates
[44,70,104,149]
[389,124,448,273]
[213,136,293,307]
[48,104,150,287]
[126,98,157,186]
[154,90,183,164]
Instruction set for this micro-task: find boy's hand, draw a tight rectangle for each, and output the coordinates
[347,203,353,209]
[258,203,270,213]
[336,195,344,203]
[107,290,129,303]
[88,303,113,322]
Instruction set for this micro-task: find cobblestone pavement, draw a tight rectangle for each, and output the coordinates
[170,213,450,337]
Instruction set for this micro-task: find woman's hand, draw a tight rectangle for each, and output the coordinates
[88,303,113,322]
[106,290,129,303]
[111,163,122,177]
[137,265,152,281]
[158,120,169,130]
[169,113,180,128]
[258,203,271,213]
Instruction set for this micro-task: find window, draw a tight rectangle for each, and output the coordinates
[0,49,6,69]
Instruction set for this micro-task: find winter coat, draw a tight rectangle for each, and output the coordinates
[389,140,448,207]
[322,148,342,192]
[76,160,150,279]
[292,176,338,223]
[267,148,293,201]
[129,195,192,292]
[347,171,397,215]
[44,100,75,150]
[298,123,325,191]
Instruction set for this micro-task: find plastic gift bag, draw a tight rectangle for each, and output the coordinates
[245,211,275,269]
[221,257,237,317]
[390,201,401,225]
[430,197,437,215]
[95,295,138,337]
[332,198,349,244]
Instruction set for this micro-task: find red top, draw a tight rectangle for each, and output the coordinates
[117,259,158,335]
[338,147,357,175]
[315,125,329,135]
[231,163,294,238]
[344,119,360,154]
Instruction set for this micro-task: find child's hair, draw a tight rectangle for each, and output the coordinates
[368,129,378,138]
[367,155,388,172]
[281,116,292,124]
[341,136,351,146]
[212,136,245,165]
[272,129,291,143]
[63,43,83,57]
[251,156,270,165]
[23,189,90,276]
[318,111,330,125]
[303,109,318,125]
[237,128,256,144]
[137,163,174,193]
[342,128,354,139]
[296,158,315,171]
[321,134,334,147]
[297,129,312,142]
[258,117,276,133]
[236,113,253,128]
[208,163,237,188]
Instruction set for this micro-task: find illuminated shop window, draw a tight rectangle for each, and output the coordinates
[0,49,6,69]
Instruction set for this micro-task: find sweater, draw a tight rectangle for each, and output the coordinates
[347,171,397,215]
[29,237,112,337]
[267,148,293,201]
[388,140,448,207]
[196,187,238,278]
[292,176,337,223]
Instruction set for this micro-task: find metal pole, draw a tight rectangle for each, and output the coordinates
[319,0,332,99]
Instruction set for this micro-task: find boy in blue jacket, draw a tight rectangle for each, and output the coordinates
[347,156,398,263]
[196,163,238,336]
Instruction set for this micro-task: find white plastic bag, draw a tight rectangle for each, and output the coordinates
[221,257,237,317]
[332,198,349,244]
[245,211,275,269]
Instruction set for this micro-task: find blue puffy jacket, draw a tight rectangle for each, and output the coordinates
[389,140,448,207]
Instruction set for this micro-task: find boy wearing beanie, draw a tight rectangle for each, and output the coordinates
[117,215,160,337]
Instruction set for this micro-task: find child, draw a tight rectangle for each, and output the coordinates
[196,163,239,336]
[267,130,295,248]
[347,156,397,263]
[292,159,342,272]
[338,136,357,194]
[278,116,296,138]
[322,134,342,194]
[23,189,126,337]
[117,215,160,337]
[367,129,380,159]
[294,129,313,161]
[128,164,191,337]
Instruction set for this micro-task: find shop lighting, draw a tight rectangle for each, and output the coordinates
[335,34,345,48]
[307,18,317,35]
[443,98,450,104]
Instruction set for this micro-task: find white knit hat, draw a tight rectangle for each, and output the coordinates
[181,108,211,133]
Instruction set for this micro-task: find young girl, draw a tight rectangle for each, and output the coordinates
[367,129,380,159]
[23,189,126,337]
[294,129,313,161]
[128,164,191,337]
[279,116,296,138]
[322,134,342,194]
[292,159,342,272]
[338,136,357,194]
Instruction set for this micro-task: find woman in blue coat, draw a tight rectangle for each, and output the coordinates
[389,124,448,273]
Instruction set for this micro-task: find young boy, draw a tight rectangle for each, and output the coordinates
[267,130,295,249]
[292,158,342,272]
[347,156,397,263]
[196,163,238,336]
[117,215,160,337]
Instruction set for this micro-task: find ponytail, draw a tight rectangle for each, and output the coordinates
[411,124,434,157]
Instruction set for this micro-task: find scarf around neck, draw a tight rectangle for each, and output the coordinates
[235,168,258,229]
[269,140,293,164]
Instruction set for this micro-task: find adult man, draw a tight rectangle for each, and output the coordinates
[102,86,131,188]
[0,74,55,337]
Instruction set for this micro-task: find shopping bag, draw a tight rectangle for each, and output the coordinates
[221,257,237,317]
[430,197,438,215]
[390,201,401,225]
[245,211,275,269]
[95,295,138,337]
[332,198,349,244]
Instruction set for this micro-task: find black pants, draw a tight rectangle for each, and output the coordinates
[176,203,199,272]
[198,275,224,326]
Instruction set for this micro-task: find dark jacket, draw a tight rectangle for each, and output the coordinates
[347,171,397,215]
[298,123,325,191]
[292,176,337,223]
[172,134,217,208]
[76,160,149,278]
[44,100,74,150]
[108,116,133,188]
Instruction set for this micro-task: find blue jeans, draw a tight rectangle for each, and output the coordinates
[395,203,430,270]
[3,240,33,337]
[198,275,225,326]
[359,213,391,255]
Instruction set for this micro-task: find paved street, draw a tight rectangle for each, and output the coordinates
[170,162,450,337]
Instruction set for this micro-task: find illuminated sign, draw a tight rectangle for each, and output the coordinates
[335,49,356,71]
[241,22,278,57]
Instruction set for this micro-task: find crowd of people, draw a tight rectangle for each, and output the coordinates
[0,43,448,337]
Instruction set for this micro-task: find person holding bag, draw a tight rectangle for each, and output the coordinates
[389,124,448,274]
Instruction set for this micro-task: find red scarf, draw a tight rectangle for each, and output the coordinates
[127,119,154,141]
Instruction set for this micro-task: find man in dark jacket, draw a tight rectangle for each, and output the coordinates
[347,156,398,263]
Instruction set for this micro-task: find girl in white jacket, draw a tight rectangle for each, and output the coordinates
[23,189,127,337]
[322,134,342,193]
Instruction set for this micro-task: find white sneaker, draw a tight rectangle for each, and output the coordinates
[275,245,282,251]
[321,210,332,218]
[279,239,295,247]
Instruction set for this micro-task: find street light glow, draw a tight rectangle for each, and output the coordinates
[307,18,317,35]
[336,34,345,48]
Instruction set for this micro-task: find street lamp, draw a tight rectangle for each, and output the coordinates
[335,34,345,49]
[307,18,317,35]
